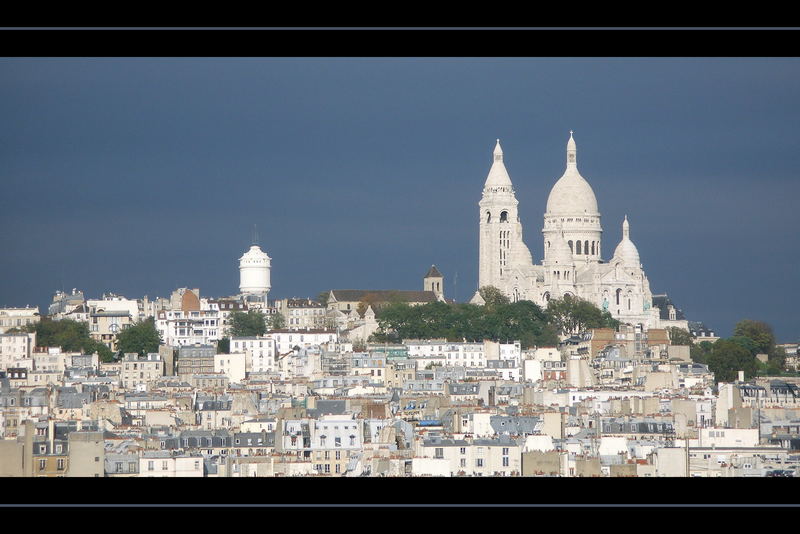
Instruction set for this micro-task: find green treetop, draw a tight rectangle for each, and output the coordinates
[229,310,267,337]
[115,317,161,357]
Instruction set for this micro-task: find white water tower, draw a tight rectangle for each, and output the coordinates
[239,226,271,301]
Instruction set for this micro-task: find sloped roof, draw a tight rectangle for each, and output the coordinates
[652,294,686,320]
[330,290,438,303]
[425,265,443,278]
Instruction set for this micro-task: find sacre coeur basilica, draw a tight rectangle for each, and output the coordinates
[471,132,679,331]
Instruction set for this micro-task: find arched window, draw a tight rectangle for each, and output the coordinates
[584,241,589,255]
[543,292,551,302]
[568,240,573,253]
[576,241,582,254]
[616,288,622,305]
[486,212,491,223]
[500,211,508,223]
[591,241,595,255]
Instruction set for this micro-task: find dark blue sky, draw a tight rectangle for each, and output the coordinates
[1,58,798,341]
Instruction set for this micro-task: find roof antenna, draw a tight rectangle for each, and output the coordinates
[252,224,259,247]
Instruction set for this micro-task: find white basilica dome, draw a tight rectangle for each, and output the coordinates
[612,216,640,266]
[545,132,599,216]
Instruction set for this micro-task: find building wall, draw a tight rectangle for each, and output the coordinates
[653,447,687,477]
[67,432,105,477]
[609,463,638,477]
[522,450,561,476]
[0,440,24,477]
[574,457,602,477]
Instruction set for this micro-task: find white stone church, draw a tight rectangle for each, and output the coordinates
[471,132,670,329]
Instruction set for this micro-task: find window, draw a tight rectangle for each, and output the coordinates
[162,461,168,471]
[502,448,509,456]
[476,459,484,467]
[335,437,341,447]
[435,448,444,459]
[39,459,46,471]
[460,458,466,468]
[460,447,466,455]
[503,457,510,467]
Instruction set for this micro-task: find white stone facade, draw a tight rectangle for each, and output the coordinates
[156,309,222,346]
[230,337,276,374]
[0,307,40,334]
[0,333,36,370]
[474,133,664,329]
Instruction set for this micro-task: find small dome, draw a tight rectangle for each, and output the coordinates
[484,139,513,188]
[612,216,640,266]
[545,132,599,216]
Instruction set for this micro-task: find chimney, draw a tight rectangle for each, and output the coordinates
[737,371,744,382]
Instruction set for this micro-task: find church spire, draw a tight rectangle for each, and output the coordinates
[484,138,513,188]
[567,130,577,168]
[494,139,503,162]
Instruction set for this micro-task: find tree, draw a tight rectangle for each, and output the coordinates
[705,339,758,383]
[317,291,330,309]
[115,317,161,357]
[372,298,557,350]
[733,319,775,356]
[25,317,115,362]
[478,286,510,310]
[545,295,617,336]
[217,337,230,354]
[691,340,713,364]
[667,327,693,346]
[728,335,759,356]
[86,339,114,363]
[267,312,286,331]
[229,310,267,337]
[770,346,788,372]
